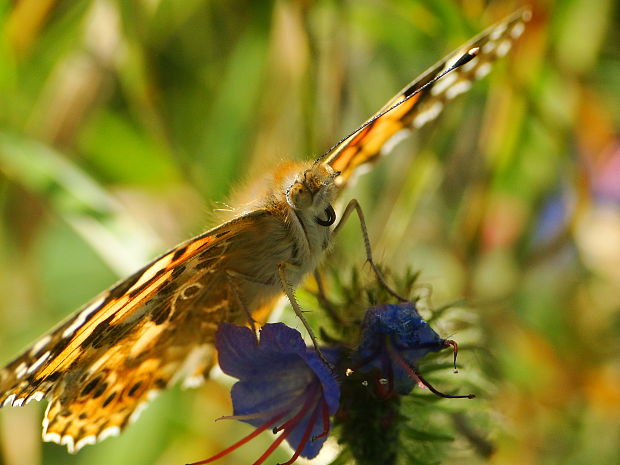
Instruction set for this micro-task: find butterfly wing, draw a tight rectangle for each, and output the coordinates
[0,209,282,452]
[321,8,530,187]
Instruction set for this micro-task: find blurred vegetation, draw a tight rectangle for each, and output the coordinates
[1,0,619,464]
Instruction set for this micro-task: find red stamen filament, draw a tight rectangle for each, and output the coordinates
[277,404,320,465]
[273,383,319,434]
[251,424,294,465]
[311,397,330,441]
[386,340,475,399]
[445,339,459,373]
[188,411,288,465]
[190,381,327,465]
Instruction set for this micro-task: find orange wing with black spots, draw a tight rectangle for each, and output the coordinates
[0,210,277,453]
[322,8,530,187]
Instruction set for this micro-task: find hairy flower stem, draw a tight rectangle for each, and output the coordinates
[336,374,402,465]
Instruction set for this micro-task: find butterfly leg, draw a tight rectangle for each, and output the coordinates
[277,263,333,368]
[332,199,408,302]
[225,270,262,342]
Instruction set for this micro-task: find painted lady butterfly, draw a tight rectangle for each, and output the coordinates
[0,8,529,453]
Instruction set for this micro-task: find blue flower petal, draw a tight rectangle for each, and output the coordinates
[215,322,341,459]
[356,302,447,394]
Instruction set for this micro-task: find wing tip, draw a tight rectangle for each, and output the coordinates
[41,431,101,454]
[42,424,121,454]
[0,390,46,408]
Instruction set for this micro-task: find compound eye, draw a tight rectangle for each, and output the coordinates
[288,183,312,209]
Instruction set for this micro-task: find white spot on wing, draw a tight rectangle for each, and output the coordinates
[26,391,45,404]
[98,426,121,442]
[490,24,507,40]
[62,296,105,339]
[475,63,492,79]
[126,391,162,426]
[129,401,148,424]
[42,417,48,429]
[27,351,51,375]
[511,22,525,39]
[75,435,97,452]
[412,102,444,128]
[61,435,75,453]
[495,39,512,57]
[350,163,372,178]
[431,72,458,96]
[445,80,472,100]
[462,56,479,72]
[338,162,373,188]
[13,397,25,407]
[43,432,62,444]
[381,129,410,156]
[43,402,51,430]
[15,362,27,379]
[182,375,205,389]
[482,41,496,54]
[3,394,16,407]
[30,335,52,356]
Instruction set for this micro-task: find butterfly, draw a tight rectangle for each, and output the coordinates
[0,8,530,454]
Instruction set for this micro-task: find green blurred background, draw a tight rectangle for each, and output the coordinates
[0,0,618,464]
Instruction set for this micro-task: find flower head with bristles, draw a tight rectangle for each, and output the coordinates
[355,302,473,399]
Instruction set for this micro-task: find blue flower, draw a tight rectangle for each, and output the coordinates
[355,302,473,398]
[188,323,340,465]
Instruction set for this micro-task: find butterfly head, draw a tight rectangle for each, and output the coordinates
[286,164,340,226]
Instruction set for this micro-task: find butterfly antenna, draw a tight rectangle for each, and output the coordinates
[315,47,479,163]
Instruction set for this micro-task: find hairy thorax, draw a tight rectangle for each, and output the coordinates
[274,161,339,277]
[206,161,340,321]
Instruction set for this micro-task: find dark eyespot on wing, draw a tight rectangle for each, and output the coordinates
[154,378,167,389]
[45,372,61,383]
[171,265,186,279]
[127,268,167,298]
[80,313,120,349]
[81,378,101,397]
[102,393,116,408]
[172,246,188,261]
[157,282,177,297]
[92,383,107,399]
[127,381,142,397]
[108,272,143,300]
